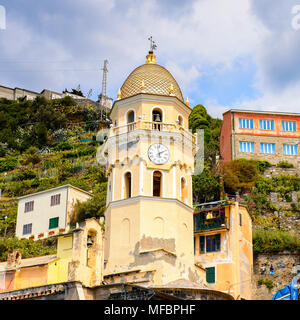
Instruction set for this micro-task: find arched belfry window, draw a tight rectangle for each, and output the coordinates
[178,115,183,127]
[127,110,135,132]
[153,171,162,197]
[152,108,162,130]
[124,172,132,198]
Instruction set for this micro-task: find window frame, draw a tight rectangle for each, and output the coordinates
[23,223,32,235]
[49,217,59,230]
[50,194,61,207]
[260,143,276,154]
[24,200,34,213]
[239,141,254,153]
[259,119,275,131]
[238,118,253,129]
[281,120,296,132]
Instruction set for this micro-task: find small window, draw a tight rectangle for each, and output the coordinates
[239,141,254,153]
[124,172,132,198]
[238,118,253,129]
[49,217,59,229]
[206,234,221,252]
[178,115,183,126]
[283,144,298,155]
[206,267,216,284]
[282,121,296,132]
[51,194,61,206]
[259,119,274,130]
[260,143,275,154]
[24,201,34,213]
[153,171,162,197]
[23,223,32,235]
[199,236,205,253]
[239,213,242,226]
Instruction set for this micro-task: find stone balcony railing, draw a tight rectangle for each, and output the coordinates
[109,120,197,144]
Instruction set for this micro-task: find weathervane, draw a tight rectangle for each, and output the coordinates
[148,36,157,52]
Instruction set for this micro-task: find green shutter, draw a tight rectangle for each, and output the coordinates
[215,234,221,251]
[239,213,242,226]
[199,236,205,253]
[206,267,215,283]
[49,217,59,229]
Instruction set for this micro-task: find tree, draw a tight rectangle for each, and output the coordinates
[221,159,259,194]
[189,104,222,165]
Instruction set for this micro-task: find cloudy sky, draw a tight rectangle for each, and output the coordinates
[0,0,300,118]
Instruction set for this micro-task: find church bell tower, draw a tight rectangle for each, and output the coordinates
[102,42,201,286]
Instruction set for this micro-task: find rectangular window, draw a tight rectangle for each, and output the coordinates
[238,118,253,129]
[260,143,275,154]
[49,217,59,229]
[199,236,205,253]
[206,234,221,253]
[206,267,216,284]
[239,141,254,153]
[283,144,298,155]
[24,201,34,213]
[23,223,32,235]
[282,121,296,132]
[239,213,242,226]
[50,194,61,206]
[259,119,274,130]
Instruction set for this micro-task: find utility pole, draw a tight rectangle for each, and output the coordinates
[99,59,108,121]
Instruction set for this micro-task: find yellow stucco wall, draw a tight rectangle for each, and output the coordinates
[194,203,253,299]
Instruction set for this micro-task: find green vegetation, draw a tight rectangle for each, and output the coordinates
[0,96,109,261]
[253,228,300,253]
[257,278,275,290]
[277,160,294,168]
[0,237,56,262]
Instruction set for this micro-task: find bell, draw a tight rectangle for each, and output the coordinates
[87,236,93,248]
[154,113,161,122]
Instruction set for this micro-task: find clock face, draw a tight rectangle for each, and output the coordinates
[148,144,170,164]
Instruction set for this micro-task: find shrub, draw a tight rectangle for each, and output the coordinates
[16,168,37,181]
[222,159,259,194]
[0,237,56,262]
[53,141,73,151]
[257,278,275,291]
[277,161,294,168]
[256,160,272,173]
[0,157,18,172]
[253,228,300,253]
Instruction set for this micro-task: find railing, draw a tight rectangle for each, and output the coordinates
[110,120,196,144]
[195,216,229,232]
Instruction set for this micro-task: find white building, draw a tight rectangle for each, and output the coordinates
[15,185,92,240]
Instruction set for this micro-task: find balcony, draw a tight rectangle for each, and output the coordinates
[110,120,196,144]
[195,216,229,232]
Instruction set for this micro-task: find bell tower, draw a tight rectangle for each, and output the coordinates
[102,47,202,286]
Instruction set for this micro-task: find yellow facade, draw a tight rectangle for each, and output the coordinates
[102,52,205,286]
[194,202,253,299]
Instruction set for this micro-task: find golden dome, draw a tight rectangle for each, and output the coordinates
[120,53,184,102]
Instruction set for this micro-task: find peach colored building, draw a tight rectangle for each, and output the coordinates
[220,109,300,166]
[193,201,253,300]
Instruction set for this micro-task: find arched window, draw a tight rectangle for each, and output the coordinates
[127,110,135,132]
[178,115,183,127]
[124,172,132,198]
[153,171,162,197]
[152,108,162,130]
[181,177,187,203]
[86,230,97,267]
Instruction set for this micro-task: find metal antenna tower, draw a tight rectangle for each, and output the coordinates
[100,59,108,106]
[99,59,108,120]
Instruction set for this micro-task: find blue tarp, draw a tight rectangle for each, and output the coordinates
[272,277,299,300]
